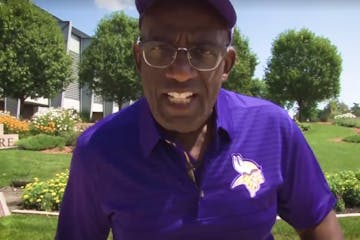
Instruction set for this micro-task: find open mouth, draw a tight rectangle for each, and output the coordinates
[167,92,195,104]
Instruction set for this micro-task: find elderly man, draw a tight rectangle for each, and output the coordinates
[56,0,343,239]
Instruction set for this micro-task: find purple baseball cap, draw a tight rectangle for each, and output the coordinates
[135,0,237,29]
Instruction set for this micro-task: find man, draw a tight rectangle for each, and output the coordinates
[56,0,343,239]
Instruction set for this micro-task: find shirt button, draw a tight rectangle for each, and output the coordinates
[200,190,205,198]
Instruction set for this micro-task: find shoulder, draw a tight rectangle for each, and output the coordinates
[76,98,145,150]
[218,89,293,126]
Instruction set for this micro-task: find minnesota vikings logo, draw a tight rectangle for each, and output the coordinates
[230,153,265,198]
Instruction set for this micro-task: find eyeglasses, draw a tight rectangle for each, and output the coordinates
[138,40,228,71]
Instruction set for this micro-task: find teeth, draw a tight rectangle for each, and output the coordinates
[167,92,193,104]
[167,92,193,98]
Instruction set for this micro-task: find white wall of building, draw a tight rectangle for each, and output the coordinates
[25,97,48,105]
[92,103,103,112]
[113,103,119,113]
[68,34,80,54]
[63,98,80,112]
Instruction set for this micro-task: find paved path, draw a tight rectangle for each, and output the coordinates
[0,186,23,211]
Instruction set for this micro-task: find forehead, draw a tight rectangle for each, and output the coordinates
[140,1,228,42]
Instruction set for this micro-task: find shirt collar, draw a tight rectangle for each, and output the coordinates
[215,88,234,141]
[138,98,161,157]
[138,89,234,157]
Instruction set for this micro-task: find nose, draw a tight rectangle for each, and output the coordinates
[165,52,197,82]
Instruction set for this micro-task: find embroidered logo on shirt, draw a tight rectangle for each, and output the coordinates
[230,153,265,198]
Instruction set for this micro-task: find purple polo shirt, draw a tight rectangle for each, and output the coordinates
[56,89,335,240]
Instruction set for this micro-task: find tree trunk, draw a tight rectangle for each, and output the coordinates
[19,97,26,119]
[297,100,306,122]
[117,99,123,111]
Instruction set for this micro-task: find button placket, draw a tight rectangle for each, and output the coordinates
[164,139,200,189]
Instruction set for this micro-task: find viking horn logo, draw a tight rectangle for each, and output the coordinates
[230,154,265,198]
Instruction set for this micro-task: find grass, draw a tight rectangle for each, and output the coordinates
[0,123,359,239]
[0,215,58,240]
[0,215,359,240]
[0,124,358,187]
[273,217,360,239]
[0,215,111,240]
[303,123,360,173]
[0,149,71,187]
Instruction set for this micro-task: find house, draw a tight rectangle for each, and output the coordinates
[0,7,119,120]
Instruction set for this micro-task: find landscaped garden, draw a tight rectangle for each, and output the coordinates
[1,111,360,239]
[0,214,359,240]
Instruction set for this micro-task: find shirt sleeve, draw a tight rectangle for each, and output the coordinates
[55,143,110,240]
[277,120,336,229]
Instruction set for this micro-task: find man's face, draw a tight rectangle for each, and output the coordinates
[134,1,235,133]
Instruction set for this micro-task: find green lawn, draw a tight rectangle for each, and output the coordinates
[273,217,360,239]
[0,123,359,239]
[303,123,360,172]
[0,215,57,240]
[0,150,71,187]
[0,215,359,240]
[0,123,358,188]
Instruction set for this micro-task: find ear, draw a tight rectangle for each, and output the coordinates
[133,43,142,72]
[221,47,236,82]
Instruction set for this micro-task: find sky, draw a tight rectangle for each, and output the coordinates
[33,0,360,108]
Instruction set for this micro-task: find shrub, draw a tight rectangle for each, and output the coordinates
[295,119,311,131]
[334,117,360,128]
[60,130,80,146]
[334,195,346,212]
[0,111,29,135]
[326,170,360,210]
[30,108,81,136]
[79,110,92,123]
[16,134,65,150]
[343,135,360,143]
[21,171,69,211]
[20,169,360,213]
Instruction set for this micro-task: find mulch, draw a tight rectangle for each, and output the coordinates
[41,146,74,154]
[328,127,360,142]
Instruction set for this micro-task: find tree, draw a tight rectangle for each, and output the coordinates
[0,0,73,115]
[223,28,264,97]
[79,12,141,107]
[351,103,360,117]
[264,28,342,122]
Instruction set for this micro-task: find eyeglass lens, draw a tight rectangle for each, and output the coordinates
[141,41,225,71]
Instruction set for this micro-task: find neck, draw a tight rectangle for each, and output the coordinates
[167,116,215,161]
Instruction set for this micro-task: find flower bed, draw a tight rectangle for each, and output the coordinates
[21,171,68,212]
[20,169,360,213]
[0,111,29,135]
[30,108,81,136]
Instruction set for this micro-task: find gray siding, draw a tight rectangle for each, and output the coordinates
[64,51,80,100]
[103,101,114,117]
[4,98,19,118]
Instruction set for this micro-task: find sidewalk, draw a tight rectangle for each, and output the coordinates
[0,186,23,212]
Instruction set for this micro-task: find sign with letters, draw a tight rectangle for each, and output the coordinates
[0,124,18,150]
[0,192,10,217]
